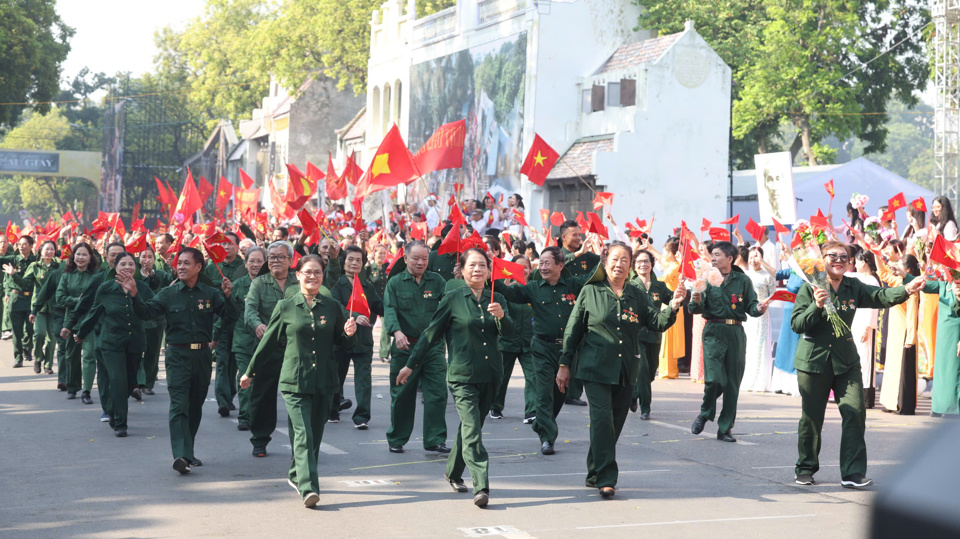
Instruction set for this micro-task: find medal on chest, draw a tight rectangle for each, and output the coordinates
[423,290,433,299]
[621,307,638,323]
[197,299,211,310]
[319,315,327,327]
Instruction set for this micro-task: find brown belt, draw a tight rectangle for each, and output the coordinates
[705,318,741,326]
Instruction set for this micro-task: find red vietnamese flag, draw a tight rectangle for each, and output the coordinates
[239,168,255,189]
[446,194,456,207]
[719,214,740,226]
[824,179,835,199]
[790,230,805,250]
[501,232,513,252]
[809,210,829,231]
[410,222,428,241]
[61,211,75,224]
[587,211,608,239]
[326,153,347,200]
[888,192,907,212]
[880,209,896,222]
[235,188,259,217]
[550,212,566,227]
[356,124,421,198]
[512,209,528,228]
[449,203,467,226]
[745,218,765,243]
[197,176,215,205]
[342,152,362,186]
[192,222,216,236]
[680,239,700,281]
[125,234,148,254]
[930,235,960,270]
[298,208,317,237]
[544,226,555,248]
[155,177,174,207]
[172,171,204,225]
[592,192,614,211]
[215,176,234,212]
[520,134,559,186]
[413,119,466,175]
[701,218,712,232]
[539,209,550,227]
[347,273,371,317]
[911,197,927,212]
[131,218,146,233]
[492,257,527,285]
[437,224,461,255]
[709,227,731,242]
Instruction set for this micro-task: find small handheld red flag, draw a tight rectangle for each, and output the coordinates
[449,203,467,226]
[700,218,712,232]
[771,217,789,242]
[708,227,731,242]
[437,224,461,256]
[719,214,740,226]
[745,218,765,243]
[539,209,550,227]
[769,290,797,303]
[492,257,527,285]
[680,240,700,281]
[550,212,566,227]
[824,179,835,199]
[592,192,614,211]
[888,192,907,212]
[125,234,147,254]
[347,273,371,318]
[512,209,528,228]
[519,134,559,186]
[298,209,318,237]
[910,197,927,212]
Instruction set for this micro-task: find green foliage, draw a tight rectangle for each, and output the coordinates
[473,39,527,128]
[0,0,73,131]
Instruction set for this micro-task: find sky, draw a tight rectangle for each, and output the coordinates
[57,0,206,82]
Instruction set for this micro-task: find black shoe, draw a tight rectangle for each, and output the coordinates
[691,415,707,434]
[717,431,737,443]
[629,399,638,413]
[841,473,873,489]
[541,441,555,455]
[795,473,815,485]
[43,367,54,375]
[489,410,504,420]
[190,458,202,467]
[565,397,587,406]
[66,391,76,400]
[640,412,651,420]
[252,446,267,458]
[229,403,236,411]
[426,444,451,454]
[23,352,32,362]
[57,383,67,391]
[473,491,489,508]
[115,430,127,438]
[81,392,93,405]
[388,445,404,454]
[33,361,41,374]
[143,388,155,396]
[338,398,352,411]
[131,388,142,401]
[237,422,250,431]
[12,360,22,368]
[522,413,536,424]
[218,405,230,417]
[445,474,468,493]
[173,457,191,474]
[328,411,341,423]
[585,478,597,489]
[600,487,616,499]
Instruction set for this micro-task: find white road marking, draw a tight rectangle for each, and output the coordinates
[574,514,817,530]
[752,461,899,470]
[649,420,758,446]
[460,525,534,538]
[489,469,670,479]
[339,479,392,487]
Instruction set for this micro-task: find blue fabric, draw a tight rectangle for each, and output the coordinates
[773,271,805,373]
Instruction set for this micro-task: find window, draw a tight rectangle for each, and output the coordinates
[591,84,605,112]
[606,82,620,107]
[581,89,591,113]
[620,79,636,106]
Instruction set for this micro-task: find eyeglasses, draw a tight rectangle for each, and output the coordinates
[299,270,323,277]
[825,253,850,263]
[268,255,289,262]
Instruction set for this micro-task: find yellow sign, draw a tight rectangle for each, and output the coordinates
[0,149,101,189]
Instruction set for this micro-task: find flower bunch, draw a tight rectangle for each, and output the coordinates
[787,241,851,338]
[880,228,896,243]
[687,259,723,293]
[915,236,927,261]
[794,220,827,246]
[850,193,870,209]
[863,216,882,244]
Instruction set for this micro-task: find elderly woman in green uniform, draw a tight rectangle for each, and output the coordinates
[490,255,536,423]
[558,241,685,499]
[791,240,923,489]
[2,235,37,368]
[630,248,676,419]
[397,247,513,508]
[137,247,175,395]
[25,241,60,374]
[229,246,265,431]
[57,243,100,401]
[76,252,155,437]
[240,255,357,508]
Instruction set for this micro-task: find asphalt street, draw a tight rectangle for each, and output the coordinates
[0,331,940,538]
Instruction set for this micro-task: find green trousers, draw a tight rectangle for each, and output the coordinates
[214,332,237,409]
[64,337,94,394]
[633,341,662,414]
[531,339,566,444]
[378,325,391,359]
[165,348,213,460]
[493,350,536,416]
[249,350,282,448]
[698,324,746,434]
[235,353,253,425]
[386,345,448,448]
[34,311,64,370]
[10,309,33,363]
[584,376,633,488]
[796,363,867,478]
[95,346,111,414]
[2,292,11,332]
[137,325,164,389]
[284,391,334,497]
[447,381,496,494]
[335,351,373,425]
[102,348,141,431]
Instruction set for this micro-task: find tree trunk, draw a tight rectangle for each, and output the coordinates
[798,117,817,166]
[39,177,68,216]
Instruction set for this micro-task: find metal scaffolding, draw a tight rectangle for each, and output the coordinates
[934,0,960,206]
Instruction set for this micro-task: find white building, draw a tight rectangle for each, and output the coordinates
[352,0,731,234]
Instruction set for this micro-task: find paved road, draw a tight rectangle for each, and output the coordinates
[0,335,938,538]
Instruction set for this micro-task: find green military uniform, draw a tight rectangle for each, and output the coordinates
[561,279,676,489]
[498,274,588,446]
[688,267,763,435]
[205,256,245,414]
[559,247,600,401]
[56,268,98,394]
[1,245,12,336]
[77,276,155,433]
[68,271,112,413]
[631,274,674,414]
[0,252,38,366]
[25,260,60,373]
[246,291,356,498]
[230,273,257,427]
[428,249,457,282]
[407,286,513,494]
[329,274,383,426]
[791,277,908,479]
[138,268,174,390]
[382,268,448,450]
[360,260,391,361]
[131,279,238,462]
[493,297,535,418]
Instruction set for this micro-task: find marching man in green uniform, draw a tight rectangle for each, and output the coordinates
[791,241,923,488]
[689,241,769,442]
[382,241,449,454]
[1,236,37,368]
[558,221,599,406]
[25,240,60,374]
[121,246,237,474]
[206,232,245,418]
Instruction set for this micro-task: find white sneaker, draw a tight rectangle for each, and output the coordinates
[287,478,299,492]
[303,492,320,508]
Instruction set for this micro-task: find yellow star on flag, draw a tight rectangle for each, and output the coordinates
[372,154,391,178]
[219,190,227,197]
[533,151,546,167]
[300,178,312,194]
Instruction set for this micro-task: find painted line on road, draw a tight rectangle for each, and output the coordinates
[349,452,538,471]
[460,525,535,538]
[489,469,670,479]
[752,461,900,470]
[649,420,758,446]
[573,513,817,530]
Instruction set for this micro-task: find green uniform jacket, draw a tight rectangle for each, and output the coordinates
[56,269,99,329]
[561,281,677,386]
[499,298,533,354]
[25,260,60,314]
[245,273,301,335]
[688,267,763,321]
[204,257,244,286]
[63,270,106,331]
[329,274,384,355]
[131,280,238,344]
[631,274,674,344]
[382,269,447,340]
[230,274,256,355]
[561,247,600,277]
[791,277,908,375]
[498,274,589,340]
[360,260,389,301]
[32,266,64,316]
[246,291,357,394]
[76,279,155,352]
[140,269,174,330]
[407,286,514,383]
[0,253,38,311]
[428,250,456,282]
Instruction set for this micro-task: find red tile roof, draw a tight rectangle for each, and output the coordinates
[547,137,615,180]
[597,32,682,74]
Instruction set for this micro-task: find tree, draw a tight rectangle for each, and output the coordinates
[0,0,73,132]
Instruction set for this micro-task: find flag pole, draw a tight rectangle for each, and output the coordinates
[560,160,598,196]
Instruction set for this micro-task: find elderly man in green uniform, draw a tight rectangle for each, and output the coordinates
[122,246,237,474]
[2,236,37,368]
[791,241,922,488]
[558,220,599,406]
[206,232,245,418]
[689,241,769,442]
[382,241,449,454]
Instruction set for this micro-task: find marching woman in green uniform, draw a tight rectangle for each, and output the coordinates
[32,246,66,382]
[229,246,265,431]
[397,247,513,508]
[76,252,155,437]
[57,243,99,401]
[791,241,923,488]
[137,247,175,395]
[121,246,237,474]
[490,255,536,423]
[630,248,676,419]
[558,241,684,498]
[1,235,37,368]
[240,255,357,508]
[25,241,60,374]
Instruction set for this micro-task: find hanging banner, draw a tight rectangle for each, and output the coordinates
[754,151,796,226]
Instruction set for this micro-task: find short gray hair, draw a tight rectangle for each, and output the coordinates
[267,241,294,258]
[245,246,266,261]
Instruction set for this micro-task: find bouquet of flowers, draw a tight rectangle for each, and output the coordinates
[793,219,827,246]
[863,216,882,244]
[787,240,851,337]
[850,193,870,210]
[880,228,896,244]
[687,259,724,293]
[914,236,927,261]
